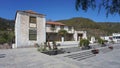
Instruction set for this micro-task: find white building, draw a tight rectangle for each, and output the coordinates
[15,10,87,48]
[15,10,46,48]
[112,33,120,43]
[46,22,87,42]
[46,22,75,41]
[101,36,112,41]
[100,33,120,43]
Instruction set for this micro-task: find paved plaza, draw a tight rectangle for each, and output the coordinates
[0,44,120,68]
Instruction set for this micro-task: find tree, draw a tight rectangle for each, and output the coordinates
[58,29,68,41]
[58,29,68,37]
[79,39,90,47]
[75,0,120,17]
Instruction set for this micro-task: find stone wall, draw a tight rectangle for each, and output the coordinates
[15,11,46,48]
[0,43,12,49]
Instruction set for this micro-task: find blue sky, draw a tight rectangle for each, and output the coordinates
[0,0,120,22]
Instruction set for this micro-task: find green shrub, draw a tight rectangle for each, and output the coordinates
[37,43,48,52]
[58,29,68,37]
[0,37,7,44]
[79,39,90,47]
[52,41,58,50]
[98,38,107,44]
[0,31,14,44]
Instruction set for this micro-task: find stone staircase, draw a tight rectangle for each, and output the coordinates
[64,50,96,61]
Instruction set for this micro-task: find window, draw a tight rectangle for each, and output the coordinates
[29,16,37,40]
[116,36,120,39]
[29,29,37,40]
[68,26,72,31]
[29,16,36,23]
[50,25,56,31]
[29,16,37,28]
[60,25,64,29]
[51,25,55,28]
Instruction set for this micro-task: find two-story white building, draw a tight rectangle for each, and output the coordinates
[46,22,87,41]
[15,10,87,48]
[46,22,75,41]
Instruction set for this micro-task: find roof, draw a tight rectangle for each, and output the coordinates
[17,10,45,16]
[46,22,65,26]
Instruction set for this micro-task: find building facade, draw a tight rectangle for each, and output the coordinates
[100,33,120,43]
[15,10,87,48]
[15,10,46,48]
[112,33,120,43]
[46,22,75,41]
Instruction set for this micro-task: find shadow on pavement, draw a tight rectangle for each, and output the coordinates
[0,54,6,58]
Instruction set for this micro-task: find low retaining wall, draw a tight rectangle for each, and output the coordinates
[0,43,12,49]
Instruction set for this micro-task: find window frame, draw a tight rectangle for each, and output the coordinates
[60,25,64,30]
[29,16,36,23]
[68,26,72,31]
[29,28,37,40]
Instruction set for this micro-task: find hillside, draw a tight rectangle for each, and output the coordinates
[57,17,120,37]
[0,17,120,40]
[98,22,120,34]
[0,17,14,30]
[0,17,14,44]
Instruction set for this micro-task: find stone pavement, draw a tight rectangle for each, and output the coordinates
[0,44,120,68]
[0,48,79,68]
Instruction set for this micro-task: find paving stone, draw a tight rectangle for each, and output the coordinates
[0,44,120,68]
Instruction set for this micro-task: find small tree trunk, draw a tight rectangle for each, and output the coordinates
[47,40,51,50]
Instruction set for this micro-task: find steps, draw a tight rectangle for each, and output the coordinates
[64,50,95,61]
[61,44,120,61]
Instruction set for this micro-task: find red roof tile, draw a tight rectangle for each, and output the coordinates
[25,10,37,14]
[17,10,45,16]
[46,22,65,26]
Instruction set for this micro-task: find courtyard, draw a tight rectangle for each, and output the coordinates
[0,44,120,68]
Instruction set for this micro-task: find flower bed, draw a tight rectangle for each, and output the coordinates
[91,49,99,54]
[108,46,113,50]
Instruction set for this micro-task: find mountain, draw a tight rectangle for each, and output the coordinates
[98,22,120,34]
[0,17,120,38]
[0,17,14,31]
[57,17,120,38]
[0,17,14,44]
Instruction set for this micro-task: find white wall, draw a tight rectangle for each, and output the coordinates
[73,31,87,41]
